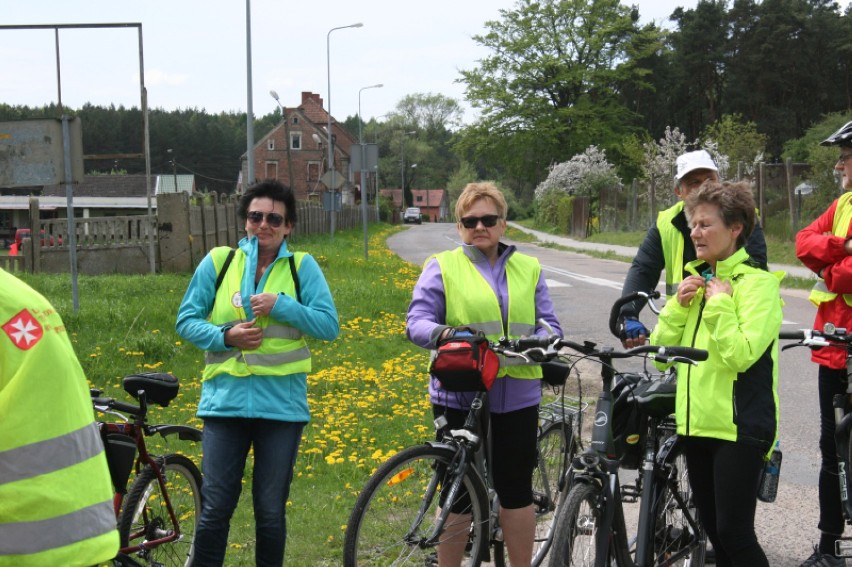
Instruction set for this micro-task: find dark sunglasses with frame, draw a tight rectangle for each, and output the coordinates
[459,215,501,229]
[246,211,286,228]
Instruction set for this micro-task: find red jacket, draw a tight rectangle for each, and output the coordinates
[796,198,852,369]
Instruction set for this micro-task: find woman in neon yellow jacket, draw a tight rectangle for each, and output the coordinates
[650,180,782,567]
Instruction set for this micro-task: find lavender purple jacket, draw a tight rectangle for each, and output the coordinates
[406,242,563,413]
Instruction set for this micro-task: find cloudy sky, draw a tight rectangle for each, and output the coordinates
[1,0,849,125]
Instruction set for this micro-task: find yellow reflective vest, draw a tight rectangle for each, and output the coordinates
[434,247,542,379]
[0,269,118,566]
[203,247,311,380]
[808,192,852,307]
[657,201,687,298]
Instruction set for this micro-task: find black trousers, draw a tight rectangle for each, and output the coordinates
[683,436,768,567]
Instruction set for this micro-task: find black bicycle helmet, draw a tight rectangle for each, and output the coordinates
[821,120,852,147]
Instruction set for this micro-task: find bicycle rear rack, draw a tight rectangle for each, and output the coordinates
[540,397,587,426]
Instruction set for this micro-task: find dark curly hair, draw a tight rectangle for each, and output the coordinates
[238,179,297,226]
[684,180,755,249]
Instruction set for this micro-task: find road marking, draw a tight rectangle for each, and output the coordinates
[541,264,623,290]
[545,278,571,288]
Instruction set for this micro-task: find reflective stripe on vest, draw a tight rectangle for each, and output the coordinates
[657,202,686,298]
[0,423,103,485]
[809,192,852,307]
[0,500,116,557]
[434,248,542,379]
[203,248,311,380]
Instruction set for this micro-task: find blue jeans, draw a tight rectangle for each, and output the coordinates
[193,417,305,567]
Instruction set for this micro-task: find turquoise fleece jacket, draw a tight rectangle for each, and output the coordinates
[650,247,783,452]
[176,236,339,422]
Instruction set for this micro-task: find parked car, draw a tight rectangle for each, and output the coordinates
[403,207,422,224]
[14,228,60,248]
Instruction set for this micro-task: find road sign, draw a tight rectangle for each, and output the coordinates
[321,169,346,190]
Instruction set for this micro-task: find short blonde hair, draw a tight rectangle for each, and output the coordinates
[454,182,508,221]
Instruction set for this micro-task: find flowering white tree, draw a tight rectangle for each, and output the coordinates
[534,146,622,199]
[641,126,731,191]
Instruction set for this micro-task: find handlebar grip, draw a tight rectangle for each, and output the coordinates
[779,330,806,340]
[608,290,661,337]
[93,397,141,416]
[659,346,708,362]
[514,336,551,351]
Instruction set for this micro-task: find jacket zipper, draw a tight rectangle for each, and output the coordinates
[686,296,706,437]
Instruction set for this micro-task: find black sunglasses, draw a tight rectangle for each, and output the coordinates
[247,211,285,228]
[460,215,500,229]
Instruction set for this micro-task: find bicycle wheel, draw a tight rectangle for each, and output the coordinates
[494,422,573,566]
[118,454,202,567]
[343,444,489,566]
[548,482,612,567]
[652,450,706,566]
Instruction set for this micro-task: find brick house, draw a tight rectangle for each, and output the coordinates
[241,91,358,203]
[379,188,449,222]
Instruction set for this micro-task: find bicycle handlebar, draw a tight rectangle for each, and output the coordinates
[91,393,144,418]
[779,326,852,350]
[608,290,662,338]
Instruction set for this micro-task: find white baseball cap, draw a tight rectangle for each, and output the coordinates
[675,150,718,181]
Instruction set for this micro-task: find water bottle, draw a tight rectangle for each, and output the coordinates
[758,441,782,503]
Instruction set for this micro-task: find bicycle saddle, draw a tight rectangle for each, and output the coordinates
[123,372,179,407]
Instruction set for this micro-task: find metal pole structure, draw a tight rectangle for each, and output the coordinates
[270,90,295,191]
[399,130,415,210]
[327,22,363,237]
[245,0,255,189]
[358,83,382,259]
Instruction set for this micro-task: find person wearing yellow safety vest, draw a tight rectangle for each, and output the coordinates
[794,120,852,567]
[618,149,768,348]
[176,180,339,566]
[651,181,781,567]
[0,268,119,566]
[406,182,562,567]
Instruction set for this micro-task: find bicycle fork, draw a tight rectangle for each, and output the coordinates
[832,393,852,557]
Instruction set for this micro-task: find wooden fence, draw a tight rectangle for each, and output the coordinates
[12,192,378,274]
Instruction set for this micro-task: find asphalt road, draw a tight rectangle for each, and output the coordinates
[387,222,843,567]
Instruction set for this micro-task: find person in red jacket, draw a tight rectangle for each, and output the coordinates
[795,120,852,567]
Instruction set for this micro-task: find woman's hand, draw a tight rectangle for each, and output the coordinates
[224,320,263,350]
[676,275,706,307]
[704,277,733,300]
[249,292,278,317]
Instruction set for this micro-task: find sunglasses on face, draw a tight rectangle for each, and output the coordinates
[460,215,501,229]
[247,211,285,228]
[838,154,852,166]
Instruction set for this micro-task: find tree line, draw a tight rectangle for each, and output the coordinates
[1,0,849,206]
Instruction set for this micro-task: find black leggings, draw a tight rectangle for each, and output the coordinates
[682,436,768,567]
[433,403,538,509]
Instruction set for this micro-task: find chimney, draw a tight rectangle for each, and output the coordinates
[301,91,323,108]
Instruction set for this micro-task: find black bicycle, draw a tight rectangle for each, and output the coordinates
[343,333,586,566]
[780,324,852,559]
[548,291,708,567]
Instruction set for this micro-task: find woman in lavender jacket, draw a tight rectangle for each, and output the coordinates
[406,182,562,567]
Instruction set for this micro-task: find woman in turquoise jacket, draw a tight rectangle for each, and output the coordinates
[176,180,339,566]
[650,180,782,567]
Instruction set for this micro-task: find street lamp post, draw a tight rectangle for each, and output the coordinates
[167,148,177,192]
[358,83,382,259]
[327,22,363,237]
[400,130,416,209]
[269,90,295,191]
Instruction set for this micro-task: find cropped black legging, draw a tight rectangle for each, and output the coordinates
[433,403,538,509]
[682,436,769,567]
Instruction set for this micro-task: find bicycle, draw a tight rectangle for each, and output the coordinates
[91,371,203,567]
[342,333,588,566]
[548,290,709,567]
[780,324,852,559]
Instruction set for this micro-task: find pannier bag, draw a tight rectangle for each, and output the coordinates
[611,374,677,469]
[430,330,500,392]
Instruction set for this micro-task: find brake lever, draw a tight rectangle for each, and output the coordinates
[655,355,700,366]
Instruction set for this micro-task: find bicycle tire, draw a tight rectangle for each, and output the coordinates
[651,447,706,566]
[548,482,613,567]
[118,454,202,567]
[494,422,574,566]
[343,443,489,566]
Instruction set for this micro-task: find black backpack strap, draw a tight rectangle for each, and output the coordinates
[289,254,302,303]
[214,248,236,293]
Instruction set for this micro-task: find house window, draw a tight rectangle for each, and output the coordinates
[267,139,275,151]
[307,161,320,182]
[265,162,278,180]
[290,132,302,150]
[415,195,424,203]
[292,117,299,125]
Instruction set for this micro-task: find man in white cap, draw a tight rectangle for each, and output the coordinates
[618,149,768,348]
